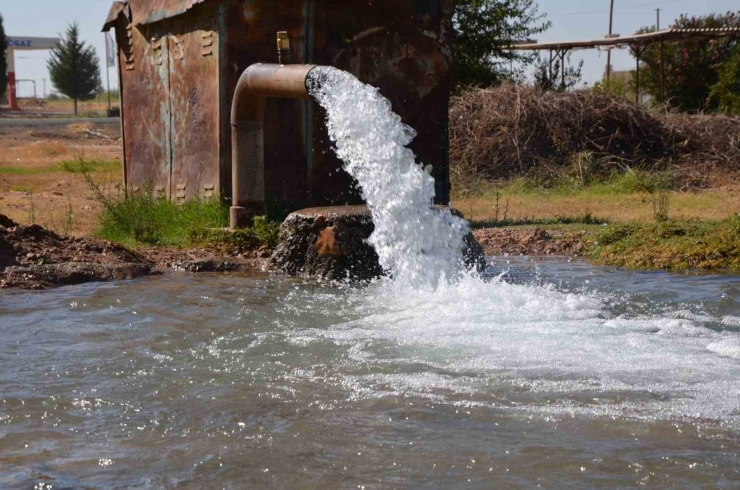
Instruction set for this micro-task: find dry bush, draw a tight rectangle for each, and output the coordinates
[450,84,740,190]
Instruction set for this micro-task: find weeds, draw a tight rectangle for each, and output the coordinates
[79,163,279,250]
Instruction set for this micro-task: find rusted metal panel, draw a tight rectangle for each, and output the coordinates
[167,7,222,201]
[310,0,454,204]
[118,20,173,197]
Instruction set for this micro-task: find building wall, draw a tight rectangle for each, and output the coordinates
[114,3,223,202]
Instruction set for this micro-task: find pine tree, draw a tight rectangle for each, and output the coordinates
[0,14,8,102]
[48,23,102,115]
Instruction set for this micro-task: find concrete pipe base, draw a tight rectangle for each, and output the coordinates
[270,205,486,282]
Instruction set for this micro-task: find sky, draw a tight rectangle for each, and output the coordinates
[1,0,738,98]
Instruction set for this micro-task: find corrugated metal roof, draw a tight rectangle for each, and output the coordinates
[508,27,740,51]
[102,2,130,32]
[103,0,215,28]
[129,0,211,25]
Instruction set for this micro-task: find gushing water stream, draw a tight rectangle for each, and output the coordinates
[309,67,469,290]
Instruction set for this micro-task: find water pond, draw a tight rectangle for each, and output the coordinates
[2,257,740,489]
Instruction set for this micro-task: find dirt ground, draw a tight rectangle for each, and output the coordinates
[453,189,740,223]
[0,122,122,236]
[10,97,119,116]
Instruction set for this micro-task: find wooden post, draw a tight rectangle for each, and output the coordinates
[560,49,568,90]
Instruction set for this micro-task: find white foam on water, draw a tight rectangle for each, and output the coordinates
[289,276,740,426]
[308,67,469,290]
[304,68,740,427]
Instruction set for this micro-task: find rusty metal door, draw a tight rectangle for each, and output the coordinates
[167,17,221,202]
[119,22,173,198]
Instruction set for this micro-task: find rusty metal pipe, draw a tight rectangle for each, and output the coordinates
[230,63,319,230]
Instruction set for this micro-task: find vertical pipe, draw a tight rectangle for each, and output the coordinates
[7,48,18,110]
[548,49,553,87]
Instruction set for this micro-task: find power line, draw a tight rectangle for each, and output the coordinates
[549,0,683,19]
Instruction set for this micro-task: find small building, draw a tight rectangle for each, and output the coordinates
[103,0,454,217]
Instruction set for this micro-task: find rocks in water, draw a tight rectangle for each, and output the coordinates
[271,205,487,281]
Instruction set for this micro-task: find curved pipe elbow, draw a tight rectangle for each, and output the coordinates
[231,63,318,125]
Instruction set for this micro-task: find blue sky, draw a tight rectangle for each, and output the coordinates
[1,0,738,97]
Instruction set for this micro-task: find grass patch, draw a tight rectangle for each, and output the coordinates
[58,158,122,174]
[590,216,740,271]
[88,179,280,250]
[470,213,610,230]
[95,192,230,247]
[0,158,122,176]
[10,185,33,193]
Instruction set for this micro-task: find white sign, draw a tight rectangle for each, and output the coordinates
[7,37,60,51]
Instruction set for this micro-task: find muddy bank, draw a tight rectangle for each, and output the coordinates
[473,227,588,257]
[0,215,268,290]
[0,215,153,290]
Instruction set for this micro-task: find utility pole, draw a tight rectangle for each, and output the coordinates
[606,0,615,82]
[657,8,666,103]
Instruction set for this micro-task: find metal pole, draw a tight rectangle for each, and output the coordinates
[549,49,553,86]
[634,46,640,105]
[658,8,665,103]
[106,64,111,113]
[561,50,567,90]
[606,0,615,82]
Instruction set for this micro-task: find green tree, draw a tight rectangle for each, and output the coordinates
[634,11,740,112]
[47,23,102,115]
[709,47,740,114]
[533,56,583,91]
[453,0,550,90]
[0,14,8,102]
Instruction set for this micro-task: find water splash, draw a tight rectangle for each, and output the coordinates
[308,67,469,290]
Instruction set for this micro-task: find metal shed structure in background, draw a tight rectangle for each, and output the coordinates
[102,0,454,217]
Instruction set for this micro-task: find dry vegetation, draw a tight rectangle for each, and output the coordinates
[449,84,740,191]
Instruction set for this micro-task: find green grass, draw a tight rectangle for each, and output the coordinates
[589,216,740,271]
[58,158,122,174]
[10,185,33,193]
[94,189,280,250]
[0,158,122,176]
